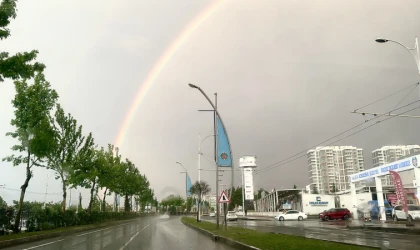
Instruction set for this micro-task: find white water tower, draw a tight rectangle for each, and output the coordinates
[239,156,257,212]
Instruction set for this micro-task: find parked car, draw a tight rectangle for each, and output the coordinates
[319,208,351,221]
[392,205,420,221]
[226,211,238,221]
[274,210,307,221]
[209,212,216,217]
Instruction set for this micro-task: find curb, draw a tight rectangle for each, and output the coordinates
[0,217,143,249]
[237,217,272,221]
[181,220,260,250]
[346,225,420,235]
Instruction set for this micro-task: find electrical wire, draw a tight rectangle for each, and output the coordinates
[1,187,62,196]
[353,82,419,112]
[257,104,420,175]
[257,99,420,173]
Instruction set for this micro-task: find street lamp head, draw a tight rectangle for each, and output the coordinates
[176,161,180,164]
[188,83,199,89]
[375,38,389,43]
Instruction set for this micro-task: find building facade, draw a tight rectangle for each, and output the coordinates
[307,146,365,194]
[372,145,420,186]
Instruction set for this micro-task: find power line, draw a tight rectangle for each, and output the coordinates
[2,187,62,196]
[256,104,420,175]
[257,99,420,173]
[354,82,419,112]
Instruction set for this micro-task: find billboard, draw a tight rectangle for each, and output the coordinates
[239,156,257,168]
[244,168,254,200]
[349,155,419,182]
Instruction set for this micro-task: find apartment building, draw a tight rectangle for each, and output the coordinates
[307,146,365,194]
[372,145,420,186]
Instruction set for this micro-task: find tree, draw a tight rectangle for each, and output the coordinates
[228,186,242,211]
[0,196,6,208]
[189,181,211,222]
[330,183,337,194]
[293,184,297,189]
[0,0,45,82]
[69,138,98,213]
[46,105,93,212]
[312,185,319,194]
[3,73,58,232]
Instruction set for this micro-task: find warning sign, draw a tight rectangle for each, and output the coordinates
[218,190,230,203]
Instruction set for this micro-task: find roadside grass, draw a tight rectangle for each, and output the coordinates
[0,218,139,242]
[182,217,376,250]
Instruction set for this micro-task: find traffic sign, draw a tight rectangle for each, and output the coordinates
[218,190,230,203]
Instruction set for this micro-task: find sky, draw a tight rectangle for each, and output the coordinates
[1,0,420,207]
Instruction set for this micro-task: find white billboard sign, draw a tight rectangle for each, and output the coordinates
[239,156,257,168]
[244,168,254,200]
[349,154,419,182]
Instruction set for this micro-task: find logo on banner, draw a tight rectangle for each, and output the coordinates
[412,157,418,167]
[221,152,228,160]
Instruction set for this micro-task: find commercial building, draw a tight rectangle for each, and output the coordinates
[307,146,365,194]
[372,145,420,186]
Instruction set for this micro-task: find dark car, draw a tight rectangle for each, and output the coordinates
[319,208,351,221]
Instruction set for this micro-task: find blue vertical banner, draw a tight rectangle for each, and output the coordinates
[216,115,232,167]
[187,174,192,196]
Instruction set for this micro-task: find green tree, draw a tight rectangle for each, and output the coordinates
[228,186,243,211]
[189,180,211,222]
[330,183,337,194]
[0,196,7,208]
[293,184,297,189]
[0,0,45,82]
[3,73,58,232]
[312,185,319,194]
[46,105,92,212]
[97,144,121,212]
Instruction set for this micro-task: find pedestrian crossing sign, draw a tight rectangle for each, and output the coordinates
[218,190,230,203]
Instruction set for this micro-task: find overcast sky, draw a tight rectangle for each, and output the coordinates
[1,0,420,207]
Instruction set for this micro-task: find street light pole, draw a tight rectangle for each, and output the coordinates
[176,161,188,202]
[375,37,420,226]
[375,37,420,75]
[189,83,235,229]
[198,134,215,183]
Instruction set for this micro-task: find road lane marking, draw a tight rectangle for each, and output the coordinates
[118,224,150,250]
[76,222,133,237]
[22,239,65,250]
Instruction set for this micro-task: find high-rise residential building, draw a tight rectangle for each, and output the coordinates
[307,146,365,194]
[372,145,420,186]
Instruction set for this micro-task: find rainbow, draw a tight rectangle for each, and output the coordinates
[114,0,225,149]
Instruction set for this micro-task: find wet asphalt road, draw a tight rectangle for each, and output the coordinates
[4,215,234,250]
[202,217,420,250]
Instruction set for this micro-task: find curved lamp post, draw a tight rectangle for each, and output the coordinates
[375,37,420,75]
[176,161,188,202]
[188,83,234,229]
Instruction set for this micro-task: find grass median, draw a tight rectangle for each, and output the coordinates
[181,217,375,250]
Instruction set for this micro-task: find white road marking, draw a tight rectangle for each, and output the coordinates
[77,222,133,237]
[118,224,150,250]
[22,239,64,250]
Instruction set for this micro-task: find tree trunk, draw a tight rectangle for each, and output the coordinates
[197,201,200,222]
[60,173,67,212]
[124,194,130,212]
[14,151,32,233]
[88,179,96,213]
[102,188,107,212]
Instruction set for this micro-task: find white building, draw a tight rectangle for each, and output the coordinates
[372,145,420,186]
[307,146,365,194]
